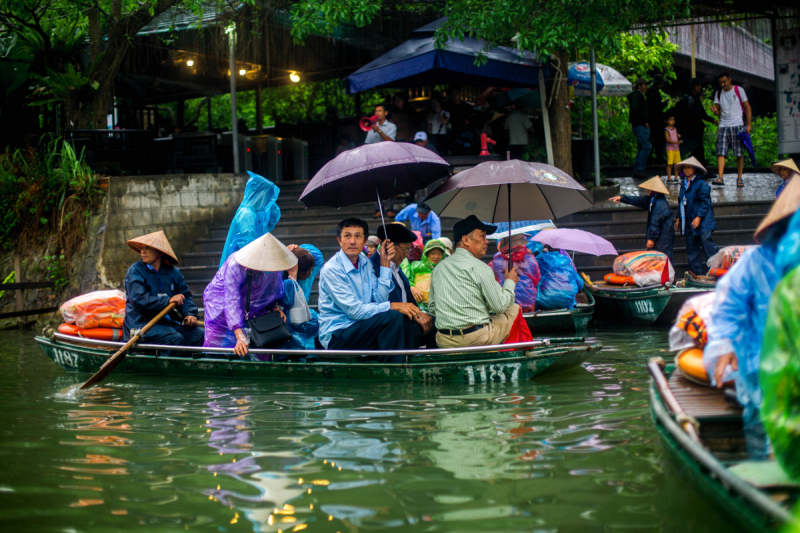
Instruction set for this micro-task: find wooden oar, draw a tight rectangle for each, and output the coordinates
[80,302,177,390]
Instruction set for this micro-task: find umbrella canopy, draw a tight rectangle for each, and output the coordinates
[346,18,546,94]
[492,88,542,110]
[568,62,632,97]
[738,131,757,167]
[424,160,594,222]
[299,143,451,208]
[531,228,617,256]
[486,220,555,240]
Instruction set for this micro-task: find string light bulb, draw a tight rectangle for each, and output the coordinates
[239,69,247,76]
[290,72,300,83]
[186,60,194,67]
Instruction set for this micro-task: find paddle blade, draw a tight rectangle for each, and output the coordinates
[79,348,130,390]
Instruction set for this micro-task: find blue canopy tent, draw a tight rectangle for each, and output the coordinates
[345,18,554,164]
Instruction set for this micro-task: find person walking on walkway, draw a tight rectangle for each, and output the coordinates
[610,176,675,263]
[711,72,752,188]
[675,157,718,275]
[675,78,718,168]
[627,78,651,178]
[647,74,668,164]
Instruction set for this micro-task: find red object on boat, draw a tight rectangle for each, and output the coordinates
[604,273,636,286]
[505,308,533,344]
[709,268,729,278]
[58,322,123,341]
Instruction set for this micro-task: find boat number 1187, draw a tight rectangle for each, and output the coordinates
[53,349,78,369]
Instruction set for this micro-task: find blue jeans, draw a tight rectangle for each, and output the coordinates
[633,126,652,171]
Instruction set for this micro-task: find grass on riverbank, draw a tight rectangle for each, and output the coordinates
[0,137,104,260]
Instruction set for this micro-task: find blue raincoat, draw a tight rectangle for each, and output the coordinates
[122,260,204,346]
[704,243,780,458]
[677,177,717,236]
[280,244,324,351]
[219,172,281,267]
[619,193,675,263]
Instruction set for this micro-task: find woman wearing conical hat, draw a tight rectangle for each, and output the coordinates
[203,233,295,357]
[703,177,800,460]
[123,231,204,347]
[674,156,718,275]
[771,158,799,198]
[610,176,676,263]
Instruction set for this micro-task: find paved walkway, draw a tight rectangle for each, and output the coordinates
[599,172,782,209]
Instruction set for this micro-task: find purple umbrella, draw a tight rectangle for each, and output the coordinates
[299,143,450,227]
[531,228,617,256]
[737,131,756,168]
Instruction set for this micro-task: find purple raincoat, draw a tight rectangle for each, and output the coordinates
[202,254,284,348]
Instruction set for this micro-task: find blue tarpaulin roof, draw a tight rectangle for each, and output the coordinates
[346,18,547,94]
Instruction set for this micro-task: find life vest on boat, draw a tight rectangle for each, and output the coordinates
[708,268,728,279]
[58,323,123,341]
[603,273,636,286]
[677,348,709,383]
[675,308,708,346]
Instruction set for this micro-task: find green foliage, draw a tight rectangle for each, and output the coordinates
[30,63,101,106]
[0,35,32,97]
[0,137,103,256]
[595,33,678,81]
[43,253,69,291]
[703,112,785,171]
[0,271,15,300]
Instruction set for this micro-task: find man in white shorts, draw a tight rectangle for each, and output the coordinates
[712,72,752,188]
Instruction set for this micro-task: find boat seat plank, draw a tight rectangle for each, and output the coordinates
[729,462,800,489]
[667,371,742,419]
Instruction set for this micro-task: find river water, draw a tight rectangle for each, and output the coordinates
[0,327,744,533]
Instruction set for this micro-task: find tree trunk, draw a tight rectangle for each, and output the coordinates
[547,49,572,176]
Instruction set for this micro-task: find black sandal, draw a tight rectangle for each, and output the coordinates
[712,178,724,186]
[737,178,744,188]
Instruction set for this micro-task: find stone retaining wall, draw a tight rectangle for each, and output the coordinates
[95,173,247,288]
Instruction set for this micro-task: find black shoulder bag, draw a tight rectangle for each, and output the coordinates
[245,270,292,349]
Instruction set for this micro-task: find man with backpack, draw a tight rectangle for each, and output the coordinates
[712,72,752,188]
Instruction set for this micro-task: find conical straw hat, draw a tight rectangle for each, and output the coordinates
[674,156,706,176]
[127,230,179,264]
[234,233,298,271]
[755,176,800,243]
[638,176,670,196]
[771,158,800,176]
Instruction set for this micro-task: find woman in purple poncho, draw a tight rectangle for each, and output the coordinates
[203,233,296,356]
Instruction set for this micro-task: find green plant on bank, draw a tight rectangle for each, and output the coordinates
[0,271,14,300]
[0,137,103,260]
[42,253,69,291]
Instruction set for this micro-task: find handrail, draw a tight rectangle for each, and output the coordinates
[51,332,549,357]
[590,284,667,294]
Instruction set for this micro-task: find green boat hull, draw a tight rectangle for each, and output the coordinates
[35,336,601,384]
[524,290,595,333]
[588,286,672,325]
[650,374,790,531]
[654,287,715,326]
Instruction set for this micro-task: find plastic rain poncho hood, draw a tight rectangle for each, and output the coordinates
[491,245,541,311]
[219,172,281,268]
[280,244,324,351]
[406,239,446,311]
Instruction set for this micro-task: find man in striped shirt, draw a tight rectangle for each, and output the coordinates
[429,215,520,348]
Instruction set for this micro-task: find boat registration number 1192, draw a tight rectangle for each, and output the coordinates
[53,349,79,369]
[634,299,655,315]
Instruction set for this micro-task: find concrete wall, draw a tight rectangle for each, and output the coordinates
[96,173,247,287]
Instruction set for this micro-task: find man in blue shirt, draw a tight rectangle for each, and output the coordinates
[394,203,441,242]
[675,156,718,275]
[318,218,422,355]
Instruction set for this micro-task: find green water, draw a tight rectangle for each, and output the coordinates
[0,327,744,532]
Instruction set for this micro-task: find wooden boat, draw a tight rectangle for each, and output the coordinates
[654,285,715,326]
[586,281,672,325]
[649,359,798,530]
[35,331,602,384]
[523,289,595,333]
[684,272,718,289]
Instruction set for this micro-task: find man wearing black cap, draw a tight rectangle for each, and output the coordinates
[428,215,521,348]
[627,78,651,178]
[647,74,668,164]
[675,78,718,168]
[370,223,435,345]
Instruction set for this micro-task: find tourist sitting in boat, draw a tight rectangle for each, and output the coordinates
[675,157,718,275]
[280,244,323,351]
[123,231,204,347]
[704,177,800,459]
[772,158,799,198]
[439,237,454,256]
[429,215,520,348]
[365,236,380,257]
[490,234,541,312]
[219,172,281,268]
[202,233,292,357]
[394,202,442,242]
[406,239,446,312]
[610,176,675,263]
[369,223,436,347]
[318,218,422,357]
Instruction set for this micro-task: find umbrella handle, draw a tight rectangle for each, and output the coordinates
[375,183,386,238]
[507,183,513,269]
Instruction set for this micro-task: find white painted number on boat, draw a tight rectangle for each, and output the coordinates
[634,299,654,315]
[464,363,521,384]
[53,349,78,369]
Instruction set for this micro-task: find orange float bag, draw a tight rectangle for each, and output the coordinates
[668,292,717,352]
[58,322,124,341]
[612,251,674,287]
[60,290,126,329]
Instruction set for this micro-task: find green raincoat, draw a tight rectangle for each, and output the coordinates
[406,239,446,312]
